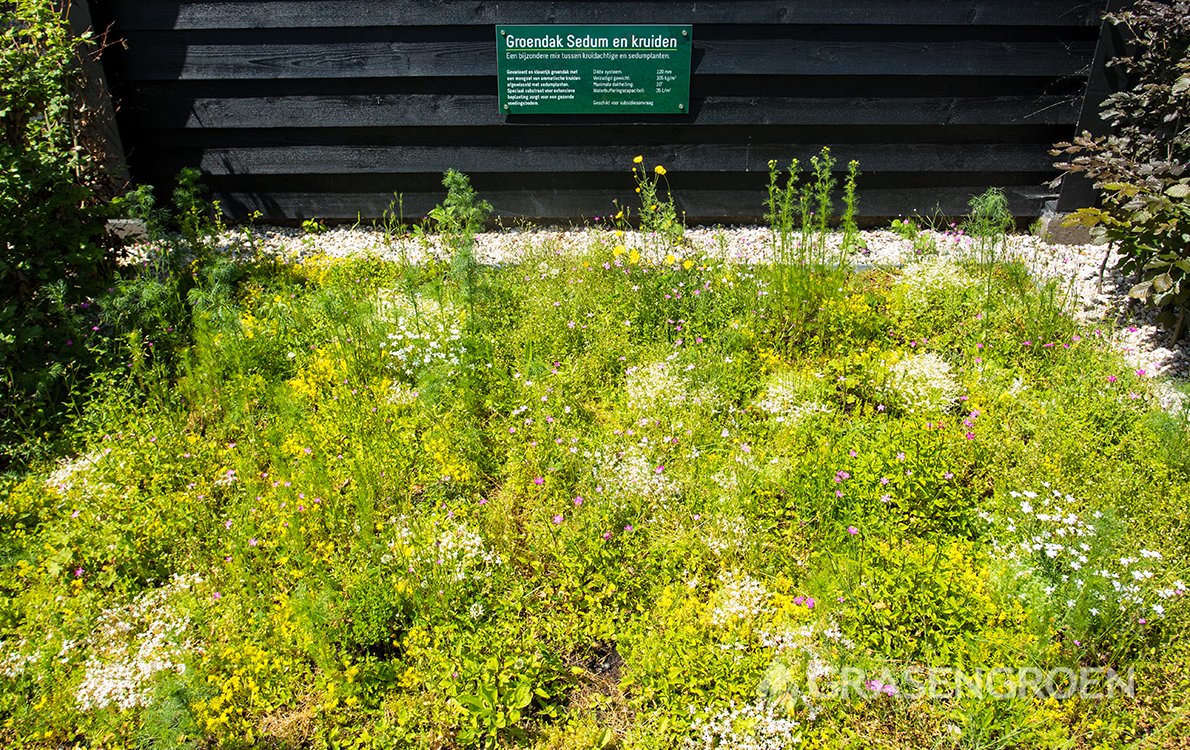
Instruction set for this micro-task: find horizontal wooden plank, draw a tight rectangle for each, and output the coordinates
[108,1,1108,31]
[138,143,1056,176]
[130,93,1081,129]
[214,185,1058,223]
[128,125,1073,153]
[114,37,1096,81]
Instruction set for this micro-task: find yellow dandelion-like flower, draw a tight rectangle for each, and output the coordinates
[613,245,626,256]
[614,210,624,220]
[633,155,643,164]
[683,259,694,270]
[654,165,667,175]
[665,253,676,264]
[629,249,641,264]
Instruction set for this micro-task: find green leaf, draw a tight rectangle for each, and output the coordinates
[509,682,532,709]
[1165,183,1190,198]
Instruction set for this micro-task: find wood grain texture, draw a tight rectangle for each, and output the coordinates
[114,36,1096,81]
[215,185,1058,223]
[92,0,1112,221]
[107,0,1107,31]
[132,94,1080,129]
[167,143,1056,176]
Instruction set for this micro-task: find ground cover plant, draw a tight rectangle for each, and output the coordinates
[1,159,1189,750]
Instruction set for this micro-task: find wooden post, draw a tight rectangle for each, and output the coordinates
[1056,0,1128,213]
[66,0,130,195]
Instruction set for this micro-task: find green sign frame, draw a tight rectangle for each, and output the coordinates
[496,24,692,115]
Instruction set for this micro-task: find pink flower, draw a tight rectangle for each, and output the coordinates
[624,524,634,532]
[212,591,222,600]
[654,465,665,474]
[74,567,84,577]
[573,496,584,506]
[865,680,898,696]
[552,514,564,525]
[71,510,80,518]
[847,526,859,535]
[533,476,544,485]
[248,538,258,547]
[602,530,613,540]
[965,432,975,440]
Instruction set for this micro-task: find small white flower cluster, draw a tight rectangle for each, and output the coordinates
[704,515,753,557]
[687,699,801,750]
[377,293,465,379]
[75,574,198,712]
[592,447,679,510]
[754,622,851,723]
[387,381,420,406]
[710,468,739,494]
[45,447,113,497]
[625,360,690,411]
[421,523,502,582]
[754,374,833,424]
[898,259,973,312]
[711,571,772,627]
[0,638,38,679]
[213,467,237,487]
[882,352,961,413]
[1005,488,1174,620]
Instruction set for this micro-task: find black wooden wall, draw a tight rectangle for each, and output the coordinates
[89,1,1110,224]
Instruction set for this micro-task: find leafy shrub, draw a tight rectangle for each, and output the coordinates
[1,0,110,461]
[1053,0,1190,339]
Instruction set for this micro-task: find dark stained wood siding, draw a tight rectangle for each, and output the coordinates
[88,1,1110,223]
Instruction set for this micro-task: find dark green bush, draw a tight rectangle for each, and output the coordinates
[1,0,109,463]
[1053,0,1190,340]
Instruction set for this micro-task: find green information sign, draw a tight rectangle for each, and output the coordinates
[496,24,692,114]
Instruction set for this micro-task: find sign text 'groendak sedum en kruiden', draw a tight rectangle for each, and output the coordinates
[496,25,692,114]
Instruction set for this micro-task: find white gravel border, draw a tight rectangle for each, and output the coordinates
[125,223,1188,382]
